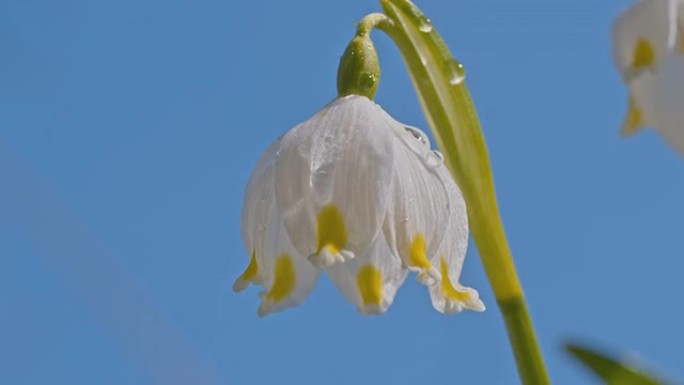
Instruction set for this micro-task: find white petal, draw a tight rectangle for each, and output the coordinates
[648,54,684,153]
[326,235,407,315]
[433,166,469,265]
[235,138,281,291]
[383,125,450,285]
[612,0,678,78]
[237,147,321,314]
[622,69,661,137]
[255,209,321,317]
[428,167,484,314]
[274,95,395,268]
[240,138,282,254]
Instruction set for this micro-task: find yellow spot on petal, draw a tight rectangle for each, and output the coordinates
[265,254,296,301]
[239,251,259,282]
[439,257,472,302]
[357,264,383,306]
[408,233,432,269]
[632,38,655,69]
[622,96,644,136]
[316,205,347,255]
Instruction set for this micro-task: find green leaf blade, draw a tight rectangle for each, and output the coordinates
[566,343,669,385]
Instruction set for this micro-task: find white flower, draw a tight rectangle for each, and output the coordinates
[612,0,684,153]
[234,95,484,316]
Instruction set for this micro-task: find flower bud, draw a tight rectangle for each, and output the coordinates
[337,34,381,99]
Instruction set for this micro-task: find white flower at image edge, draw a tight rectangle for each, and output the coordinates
[233,95,485,317]
[612,0,684,154]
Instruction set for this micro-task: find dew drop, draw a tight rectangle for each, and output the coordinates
[446,59,466,85]
[359,72,376,91]
[404,126,427,145]
[426,150,444,168]
[418,16,433,33]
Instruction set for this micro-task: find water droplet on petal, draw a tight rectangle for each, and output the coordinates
[426,150,444,168]
[433,150,444,160]
[404,126,428,146]
[418,17,433,33]
[446,59,466,85]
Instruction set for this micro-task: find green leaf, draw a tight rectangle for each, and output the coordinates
[565,343,669,385]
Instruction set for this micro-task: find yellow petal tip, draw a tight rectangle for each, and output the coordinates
[439,257,484,313]
[621,97,645,137]
[357,264,384,310]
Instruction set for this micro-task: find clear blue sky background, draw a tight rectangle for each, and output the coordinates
[2,0,683,384]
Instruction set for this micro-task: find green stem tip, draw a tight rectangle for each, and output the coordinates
[337,14,389,99]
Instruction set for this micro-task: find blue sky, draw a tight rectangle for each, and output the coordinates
[2,0,683,384]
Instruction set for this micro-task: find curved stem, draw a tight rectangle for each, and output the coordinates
[366,0,551,383]
[337,13,388,99]
[356,13,391,36]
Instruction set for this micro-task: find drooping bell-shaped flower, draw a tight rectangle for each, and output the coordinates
[234,95,484,316]
[612,0,684,153]
[233,29,483,317]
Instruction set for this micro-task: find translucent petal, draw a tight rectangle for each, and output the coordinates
[382,125,450,285]
[235,138,281,290]
[326,235,407,315]
[255,208,321,317]
[237,142,321,313]
[612,0,678,78]
[428,167,484,314]
[240,138,281,254]
[626,51,684,153]
[622,70,660,137]
[647,54,684,154]
[274,95,395,267]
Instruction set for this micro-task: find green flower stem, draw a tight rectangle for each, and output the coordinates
[376,0,550,383]
[500,298,550,385]
[355,13,391,36]
[337,14,390,99]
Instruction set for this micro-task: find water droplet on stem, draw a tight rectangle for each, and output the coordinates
[418,16,433,33]
[446,59,466,85]
[359,72,376,92]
